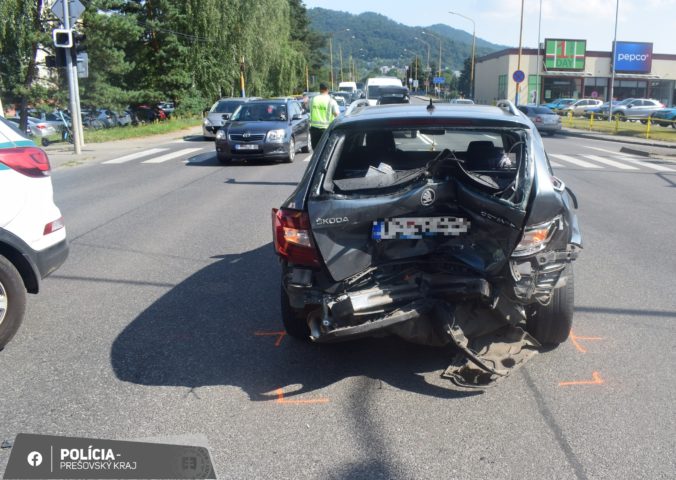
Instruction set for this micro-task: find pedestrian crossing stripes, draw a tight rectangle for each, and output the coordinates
[101,144,674,172]
[549,153,674,172]
[141,148,203,164]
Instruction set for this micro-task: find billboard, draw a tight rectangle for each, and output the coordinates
[544,39,586,71]
[614,41,653,73]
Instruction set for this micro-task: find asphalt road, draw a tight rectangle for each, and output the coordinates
[1,114,674,479]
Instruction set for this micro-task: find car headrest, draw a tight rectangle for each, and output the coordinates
[366,131,395,152]
[466,140,504,170]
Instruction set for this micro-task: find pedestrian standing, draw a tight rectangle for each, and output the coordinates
[309,83,339,149]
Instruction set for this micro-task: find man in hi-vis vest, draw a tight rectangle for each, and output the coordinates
[309,83,340,149]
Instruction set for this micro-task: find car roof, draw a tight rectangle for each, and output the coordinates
[336,103,530,128]
[247,99,290,104]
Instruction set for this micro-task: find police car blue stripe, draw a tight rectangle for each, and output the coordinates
[0,139,36,149]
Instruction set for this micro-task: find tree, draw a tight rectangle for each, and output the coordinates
[457,56,472,98]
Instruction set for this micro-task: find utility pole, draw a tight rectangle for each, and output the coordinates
[329,38,334,90]
[339,45,344,83]
[515,0,525,105]
[608,0,620,121]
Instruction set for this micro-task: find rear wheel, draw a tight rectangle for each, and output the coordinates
[0,256,27,350]
[280,284,310,339]
[526,266,574,346]
[617,112,626,122]
[301,137,312,154]
[285,138,296,163]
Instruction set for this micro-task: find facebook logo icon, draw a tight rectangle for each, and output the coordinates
[27,451,43,467]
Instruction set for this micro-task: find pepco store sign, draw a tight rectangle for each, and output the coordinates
[614,41,653,73]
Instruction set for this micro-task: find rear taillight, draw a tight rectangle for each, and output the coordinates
[272,208,321,267]
[0,147,51,177]
[44,216,65,235]
[534,116,543,123]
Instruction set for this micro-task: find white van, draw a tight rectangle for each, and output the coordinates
[338,81,357,93]
[365,77,404,106]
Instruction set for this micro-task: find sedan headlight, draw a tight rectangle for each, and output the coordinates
[215,129,226,140]
[203,118,212,126]
[512,216,561,257]
[266,129,286,143]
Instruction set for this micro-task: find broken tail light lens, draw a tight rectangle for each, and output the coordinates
[0,147,51,177]
[272,208,321,267]
[512,217,561,257]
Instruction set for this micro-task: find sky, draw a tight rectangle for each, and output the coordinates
[303,0,675,54]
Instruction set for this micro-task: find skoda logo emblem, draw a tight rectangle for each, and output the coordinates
[242,132,251,138]
[421,188,436,206]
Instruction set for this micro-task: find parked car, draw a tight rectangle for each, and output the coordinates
[516,105,562,135]
[115,110,133,127]
[596,98,664,121]
[649,107,676,128]
[215,98,311,164]
[331,91,352,112]
[449,98,475,105]
[129,105,166,124]
[544,98,576,112]
[158,102,175,117]
[272,100,581,363]
[202,98,251,139]
[0,116,68,349]
[559,98,603,116]
[6,116,58,145]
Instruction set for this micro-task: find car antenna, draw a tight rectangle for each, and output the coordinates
[427,98,435,112]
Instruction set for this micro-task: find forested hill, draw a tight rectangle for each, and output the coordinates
[308,8,507,71]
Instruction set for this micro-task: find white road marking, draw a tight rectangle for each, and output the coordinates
[549,161,565,168]
[418,134,433,145]
[548,153,603,169]
[581,145,674,171]
[581,154,639,170]
[103,148,168,164]
[141,148,203,164]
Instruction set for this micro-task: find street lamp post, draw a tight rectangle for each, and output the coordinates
[423,30,442,96]
[608,0,620,122]
[448,11,476,99]
[414,36,431,94]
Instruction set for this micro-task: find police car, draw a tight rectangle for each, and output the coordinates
[0,116,68,349]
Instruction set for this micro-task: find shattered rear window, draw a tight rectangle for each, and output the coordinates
[322,127,529,205]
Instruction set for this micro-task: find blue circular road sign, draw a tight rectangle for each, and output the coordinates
[512,69,525,83]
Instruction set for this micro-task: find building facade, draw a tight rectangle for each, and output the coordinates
[475,45,676,107]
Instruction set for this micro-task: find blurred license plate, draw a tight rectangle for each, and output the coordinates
[235,144,259,150]
[372,217,470,240]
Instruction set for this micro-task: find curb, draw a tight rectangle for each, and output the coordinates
[558,128,676,154]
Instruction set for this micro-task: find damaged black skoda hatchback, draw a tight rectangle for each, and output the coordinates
[272,100,581,360]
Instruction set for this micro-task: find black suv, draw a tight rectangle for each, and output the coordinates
[272,101,581,354]
[215,98,310,164]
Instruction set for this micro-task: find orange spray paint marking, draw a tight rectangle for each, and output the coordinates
[570,329,603,353]
[559,371,604,387]
[275,388,329,405]
[254,331,287,347]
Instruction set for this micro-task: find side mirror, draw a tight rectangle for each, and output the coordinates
[222,113,230,120]
[626,105,632,109]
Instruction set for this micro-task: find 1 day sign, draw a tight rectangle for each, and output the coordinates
[544,39,586,71]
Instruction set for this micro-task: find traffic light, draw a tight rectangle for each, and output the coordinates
[53,28,73,48]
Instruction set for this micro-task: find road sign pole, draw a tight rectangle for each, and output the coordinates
[72,65,85,146]
[61,1,81,154]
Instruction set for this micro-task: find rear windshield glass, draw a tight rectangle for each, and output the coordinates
[322,127,529,205]
[211,101,244,114]
[531,107,554,114]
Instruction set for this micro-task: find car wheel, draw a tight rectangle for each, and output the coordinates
[280,283,310,340]
[640,119,648,125]
[41,138,50,147]
[617,113,626,122]
[526,265,574,346]
[285,138,295,163]
[301,137,312,154]
[217,153,231,164]
[0,256,27,350]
